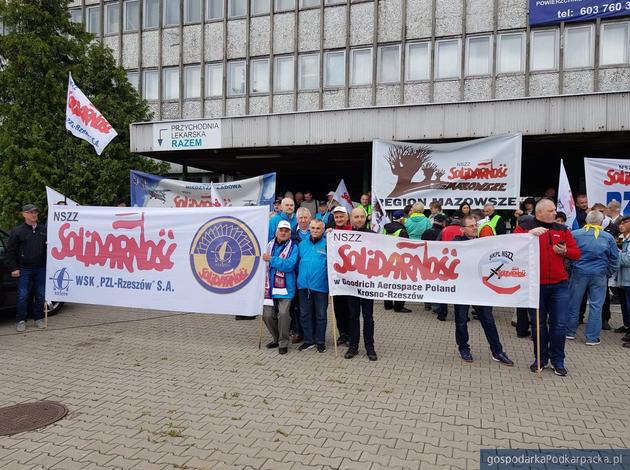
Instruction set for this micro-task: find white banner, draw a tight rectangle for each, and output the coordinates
[46,206,268,316]
[130,170,276,209]
[557,159,576,228]
[66,73,117,155]
[585,158,630,215]
[333,179,354,214]
[372,134,522,210]
[327,231,539,308]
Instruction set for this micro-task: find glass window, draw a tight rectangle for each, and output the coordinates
[564,25,593,68]
[466,36,491,76]
[275,0,295,12]
[530,29,557,71]
[351,48,372,86]
[228,61,246,96]
[406,42,430,80]
[87,6,100,34]
[274,56,294,91]
[435,39,459,79]
[70,9,83,24]
[143,69,159,100]
[300,0,319,7]
[229,0,247,16]
[497,33,523,73]
[105,4,120,35]
[163,67,180,100]
[184,65,201,98]
[206,63,224,97]
[325,0,345,4]
[299,53,319,90]
[127,71,140,91]
[600,22,629,65]
[164,0,181,26]
[208,0,224,19]
[325,51,345,87]
[251,0,270,15]
[185,0,202,22]
[379,45,400,83]
[251,58,270,93]
[124,1,140,31]
[144,0,159,28]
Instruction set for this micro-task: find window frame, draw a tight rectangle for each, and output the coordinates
[127,70,140,91]
[229,0,248,18]
[350,47,373,86]
[378,44,401,84]
[69,8,83,24]
[123,0,140,32]
[163,0,181,27]
[324,50,346,88]
[275,0,295,13]
[300,0,320,8]
[530,28,559,72]
[600,21,629,66]
[563,24,594,69]
[250,57,270,94]
[144,0,160,29]
[227,60,247,96]
[105,3,120,35]
[298,53,320,90]
[184,65,202,99]
[251,0,271,15]
[496,32,524,74]
[465,35,493,77]
[184,0,203,23]
[434,38,461,80]
[143,69,160,101]
[86,5,101,35]
[206,63,224,97]
[274,56,295,92]
[162,67,181,100]
[405,41,431,81]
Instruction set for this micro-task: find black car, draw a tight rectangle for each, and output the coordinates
[0,228,64,316]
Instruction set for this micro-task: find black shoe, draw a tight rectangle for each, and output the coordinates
[623,342,630,348]
[235,315,256,320]
[551,364,568,376]
[530,361,548,372]
[437,316,446,321]
[511,320,517,327]
[265,341,279,349]
[384,304,393,310]
[517,331,531,338]
[344,349,358,359]
[602,322,611,331]
[298,343,315,351]
[622,334,630,342]
[615,326,630,333]
[424,304,432,311]
[394,307,412,313]
[366,350,378,361]
[336,335,348,346]
[317,344,326,353]
[278,347,288,355]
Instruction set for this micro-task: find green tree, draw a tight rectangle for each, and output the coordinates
[0,0,168,228]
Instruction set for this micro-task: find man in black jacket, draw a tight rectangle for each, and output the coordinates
[7,204,47,332]
[383,211,411,313]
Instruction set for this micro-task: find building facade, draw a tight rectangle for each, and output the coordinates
[66,0,630,194]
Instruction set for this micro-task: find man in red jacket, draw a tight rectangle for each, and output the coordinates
[514,199,580,376]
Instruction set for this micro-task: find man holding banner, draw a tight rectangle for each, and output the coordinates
[262,221,298,355]
[515,199,580,376]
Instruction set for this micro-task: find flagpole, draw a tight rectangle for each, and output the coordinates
[64,151,69,204]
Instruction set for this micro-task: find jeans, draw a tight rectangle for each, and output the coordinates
[516,308,532,335]
[623,287,630,328]
[333,295,350,338]
[16,266,46,323]
[434,303,447,319]
[347,296,375,351]
[299,289,328,346]
[531,281,569,367]
[290,292,303,337]
[453,305,503,354]
[567,273,607,341]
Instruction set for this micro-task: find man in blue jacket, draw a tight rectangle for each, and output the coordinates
[297,219,329,353]
[262,221,298,354]
[566,210,619,345]
[268,197,297,241]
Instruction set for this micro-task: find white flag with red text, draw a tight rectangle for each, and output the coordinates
[557,159,576,228]
[66,73,118,155]
[334,179,355,214]
[370,189,389,233]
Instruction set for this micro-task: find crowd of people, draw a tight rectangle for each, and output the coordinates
[7,187,630,374]
[260,188,630,374]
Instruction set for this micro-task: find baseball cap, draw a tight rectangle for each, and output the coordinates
[22,204,38,212]
[332,206,347,214]
[392,210,405,219]
[277,221,291,230]
[327,191,335,197]
[433,214,448,223]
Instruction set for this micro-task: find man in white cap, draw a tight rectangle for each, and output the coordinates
[6,204,47,332]
[326,205,352,345]
[262,220,298,354]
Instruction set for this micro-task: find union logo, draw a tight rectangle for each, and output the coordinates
[478,250,525,295]
[190,216,260,294]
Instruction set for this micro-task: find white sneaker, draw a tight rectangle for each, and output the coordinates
[16,321,26,332]
[35,320,46,329]
[566,335,575,340]
[585,338,601,346]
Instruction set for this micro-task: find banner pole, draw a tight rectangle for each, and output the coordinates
[536,308,541,378]
[330,296,338,358]
[257,314,263,349]
[64,151,69,204]
[44,300,48,329]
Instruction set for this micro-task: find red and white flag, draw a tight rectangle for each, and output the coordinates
[557,159,576,228]
[334,179,354,214]
[65,73,118,155]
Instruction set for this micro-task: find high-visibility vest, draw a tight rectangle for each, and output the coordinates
[386,228,403,237]
[478,214,501,236]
